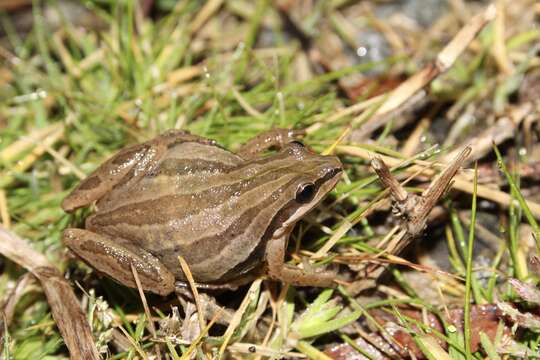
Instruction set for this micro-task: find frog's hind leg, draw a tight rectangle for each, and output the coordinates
[62,130,216,213]
[63,228,175,296]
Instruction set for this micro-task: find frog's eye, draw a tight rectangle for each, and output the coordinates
[295,182,316,203]
[290,140,305,147]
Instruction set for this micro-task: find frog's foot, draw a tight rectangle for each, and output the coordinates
[175,281,239,291]
[237,128,305,159]
[63,228,175,296]
[265,234,337,288]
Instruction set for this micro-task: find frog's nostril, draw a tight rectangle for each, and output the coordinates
[323,166,342,179]
[331,167,342,177]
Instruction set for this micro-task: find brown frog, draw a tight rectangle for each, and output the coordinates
[62,129,342,295]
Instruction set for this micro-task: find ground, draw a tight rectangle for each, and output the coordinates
[0,1,539,359]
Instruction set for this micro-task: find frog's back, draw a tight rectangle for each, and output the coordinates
[93,141,244,210]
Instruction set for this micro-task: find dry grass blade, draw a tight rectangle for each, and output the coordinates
[0,273,32,343]
[0,125,65,188]
[117,325,149,360]
[130,264,161,359]
[0,123,62,163]
[179,309,222,360]
[0,190,10,229]
[441,103,532,164]
[178,255,206,332]
[189,0,224,33]
[219,279,262,357]
[354,4,497,138]
[0,225,99,359]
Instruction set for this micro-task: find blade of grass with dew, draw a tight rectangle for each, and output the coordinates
[449,207,485,304]
[479,332,501,360]
[493,144,540,247]
[339,334,378,360]
[509,175,528,280]
[464,162,478,359]
[295,341,333,360]
[397,311,470,359]
[416,334,453,360]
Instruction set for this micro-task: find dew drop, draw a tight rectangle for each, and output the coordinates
[203,66,210,79]
[356,46,368,57]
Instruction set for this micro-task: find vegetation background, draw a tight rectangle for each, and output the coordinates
[0,0,539,359]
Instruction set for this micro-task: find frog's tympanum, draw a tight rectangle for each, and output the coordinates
[62,129,343,295]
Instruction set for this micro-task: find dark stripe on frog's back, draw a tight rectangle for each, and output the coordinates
[153,177,299,282]
[95,141,242,212]
[96,141,297,213]
[153,158,238,176]
[91,147,306,225]
[154,146,294,177]
[89,159,298,230]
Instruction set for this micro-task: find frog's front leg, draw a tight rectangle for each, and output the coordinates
[265,234,336,288]
[63,228,175,295]
[237,128,304,159]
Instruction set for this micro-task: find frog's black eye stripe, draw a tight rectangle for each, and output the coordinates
[295,182,315,203]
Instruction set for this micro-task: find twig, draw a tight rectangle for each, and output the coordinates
[0,225,99,359]
[346,147,471,294]
[337,145,540,219]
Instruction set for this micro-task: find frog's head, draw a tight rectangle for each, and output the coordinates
[266,141,343,238]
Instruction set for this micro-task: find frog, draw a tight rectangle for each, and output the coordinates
[61,129,343,295]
